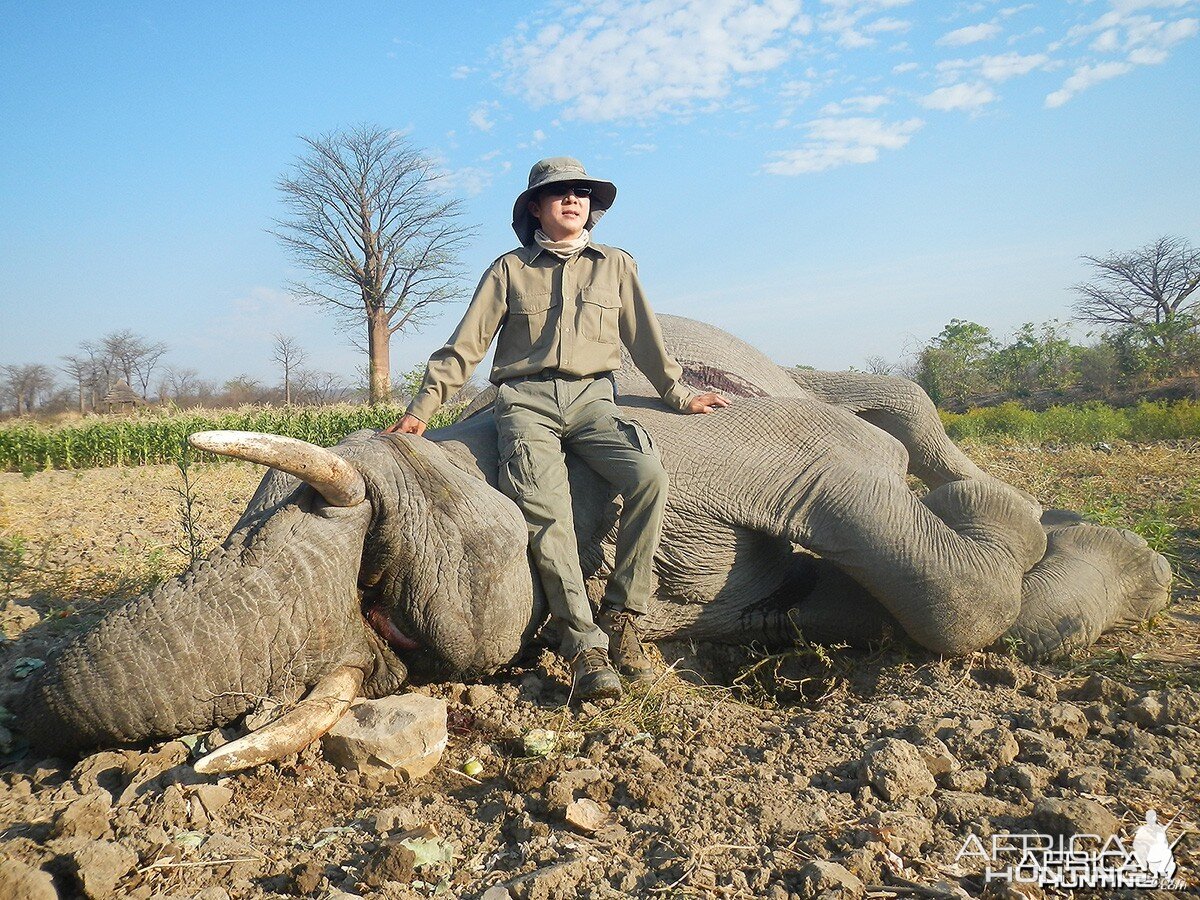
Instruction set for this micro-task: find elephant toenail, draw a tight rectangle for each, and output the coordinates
[1119,528,1147,548]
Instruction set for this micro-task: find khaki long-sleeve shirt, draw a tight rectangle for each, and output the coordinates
[406,241,698,423]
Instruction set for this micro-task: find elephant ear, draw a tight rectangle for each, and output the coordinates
[355,433,542,681]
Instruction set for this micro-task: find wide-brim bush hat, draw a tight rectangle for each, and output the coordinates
[512,156,617,246]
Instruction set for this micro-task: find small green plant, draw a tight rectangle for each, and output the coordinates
[170,443,205,566]
[0,535,26,597]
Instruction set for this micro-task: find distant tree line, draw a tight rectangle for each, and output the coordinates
[891,236,1199,409]
[1,331,366,419]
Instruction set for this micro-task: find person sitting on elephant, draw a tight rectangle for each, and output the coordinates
[386,156,728,700]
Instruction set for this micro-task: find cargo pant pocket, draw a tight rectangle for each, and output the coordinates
[498,438,536,501]
[614,416,658,458]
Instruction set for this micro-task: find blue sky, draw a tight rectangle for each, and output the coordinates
[2,0,1198,388]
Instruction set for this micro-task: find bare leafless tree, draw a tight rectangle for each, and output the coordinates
[272,334,306,406]
[93,330,169,399]
[273,125,475,404]
[2,364,56,416]
[60,353,100,414]
[160,367,201,405]
[1073,236,1200,368]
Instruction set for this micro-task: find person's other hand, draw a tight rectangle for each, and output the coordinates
[384,414,426,435]
[686,392,730,414]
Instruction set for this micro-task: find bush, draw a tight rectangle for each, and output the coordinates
[941,399,1200,444]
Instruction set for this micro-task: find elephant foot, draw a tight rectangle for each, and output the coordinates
[996,522,1172,661]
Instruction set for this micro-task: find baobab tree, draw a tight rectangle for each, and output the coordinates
[274,125,475,404]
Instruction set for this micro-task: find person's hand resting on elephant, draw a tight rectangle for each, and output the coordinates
[385,414,426,436]
[686,391,730,414]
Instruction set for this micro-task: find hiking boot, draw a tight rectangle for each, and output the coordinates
[597,606,656,684]
[571,647,623,701]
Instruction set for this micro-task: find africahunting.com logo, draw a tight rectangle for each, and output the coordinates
[956,809,1185,890]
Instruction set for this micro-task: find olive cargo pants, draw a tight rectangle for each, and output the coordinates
[494,373,668,660]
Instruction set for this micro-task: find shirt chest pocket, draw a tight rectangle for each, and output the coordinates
[507,291,557,348]
[579,287,622,344]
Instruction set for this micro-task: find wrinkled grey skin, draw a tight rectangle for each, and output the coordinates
[21,317,1171,755]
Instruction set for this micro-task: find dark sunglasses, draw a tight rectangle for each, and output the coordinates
[540,184,593,199]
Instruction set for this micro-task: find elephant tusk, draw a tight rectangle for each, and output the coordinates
[194,666,364,775]
[188,430,367,507]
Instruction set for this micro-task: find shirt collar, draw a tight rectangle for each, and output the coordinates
[520,239,607,264]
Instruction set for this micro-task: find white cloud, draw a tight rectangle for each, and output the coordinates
[865,16,912,33]
[920,81,997,110]
[468,101,499,132]
[822,94,892,114]
[764,116,923,175]
[1045,61,1134,107]
[936,22,1003,46]
[892,61,920,73]
[441,166,495,197]
[938,51,1050,81]
[499,0,806,122]
[450,65,474,79]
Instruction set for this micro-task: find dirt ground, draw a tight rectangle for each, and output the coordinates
[0,443,1197,899]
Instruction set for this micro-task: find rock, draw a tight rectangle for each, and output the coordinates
[1126,694,1165,728]
[53,791,113,840]
[1061,766,1107,793]
[1042,703,1088,741]
[564,798,607,833]
[796,860,864,898]
[482,886,513,900]
[322,695,447,780]
[1166,692,1200,726]
[943,768,988,793]
[544,768,603,812]
[1032,797,1119,838]
[865,810,932,857]
[917,738,960,776]
[361,842,416,888]
[192,888,231,900]
[861,739,936,801]
[0,857,56,900]
[507,859,588,900]
[187,784,233,817]
[70,751,133,800]
[374,804,420,834]
[1000,763,1050,796]
[1067,673,1135,706]
[68,840,138,900]
[465,684,497,708]
[1133,766,1177,791]
[1014,729,1066,766]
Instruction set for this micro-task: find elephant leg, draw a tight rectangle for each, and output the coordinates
[788,369,988,488]
[993,521,1173,660]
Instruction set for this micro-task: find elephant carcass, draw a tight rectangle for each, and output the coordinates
[18,316,1172,768]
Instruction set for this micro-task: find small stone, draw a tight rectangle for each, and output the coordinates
[917,738,960,776]
[68,840,138,900]
[361,842,416,888]
[944,768,988,792]
[188,784,233,816]
[861,739,936,801]
[374,804,419,834]
[0,857,56,900]
[465,684,497,708]
[1033,797,1120,838]
[322,695,447,780]
[1134,766,1177,791]
[564,798,607,834]
[1061,766,1107,793]
[1126,694,1165,728]
[54,791,113,840]
[796,860,864,899]
[1043,703,1088,741]
[1067,673,1135,706]
[482,886,513,900]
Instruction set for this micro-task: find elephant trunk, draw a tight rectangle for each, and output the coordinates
[20,497,378,756]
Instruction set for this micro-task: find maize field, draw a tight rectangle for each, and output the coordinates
[0,404,465,472]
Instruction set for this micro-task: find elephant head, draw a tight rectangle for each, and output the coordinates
[20,428,542,771]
